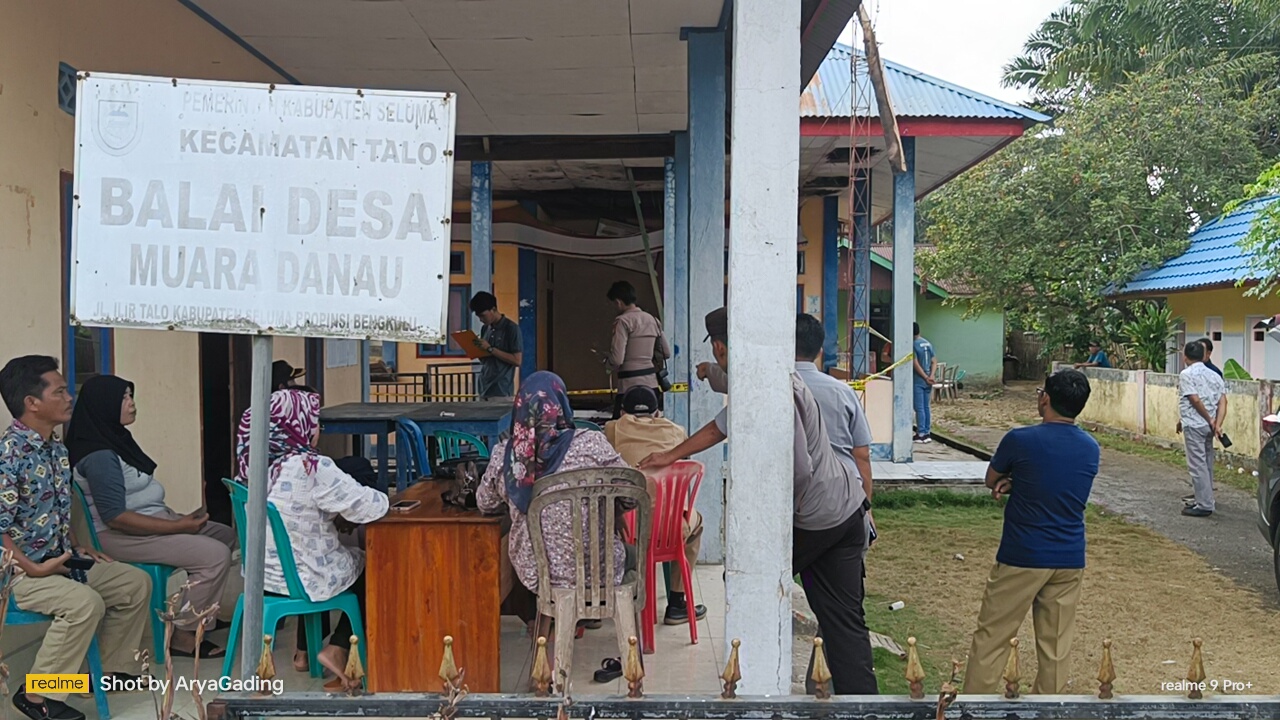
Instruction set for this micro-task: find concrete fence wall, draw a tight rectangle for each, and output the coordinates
[1056,364,1277,460]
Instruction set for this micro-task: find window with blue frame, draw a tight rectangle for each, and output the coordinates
[798,284,804,313]
[418,284,471,357]
[61,172,113,390]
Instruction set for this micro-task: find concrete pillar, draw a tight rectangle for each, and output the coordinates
[687,29,726,564]
[821,195,840,372]
[664,151,691,432]
[852,170,872,377]
[518,248,537,382]
[470,161,493,333]
[892,138,917,462]
[725,0,800,695]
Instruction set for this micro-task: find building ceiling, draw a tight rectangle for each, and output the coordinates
[193,0,723,135]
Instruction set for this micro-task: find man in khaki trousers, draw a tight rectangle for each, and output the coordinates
[0,356,149,720]
[963,370,1100,694]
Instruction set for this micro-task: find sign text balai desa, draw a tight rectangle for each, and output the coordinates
[72,74,457,342]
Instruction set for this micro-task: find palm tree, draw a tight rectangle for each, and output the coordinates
[1004,0,1280,111]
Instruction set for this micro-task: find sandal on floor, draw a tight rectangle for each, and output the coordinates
[170,640,226,659]
[593,658,622,683]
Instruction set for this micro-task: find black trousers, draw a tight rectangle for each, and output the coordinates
[295,572,366,653]
[794,510,877,695]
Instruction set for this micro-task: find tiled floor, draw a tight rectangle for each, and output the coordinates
[2,564,728,720]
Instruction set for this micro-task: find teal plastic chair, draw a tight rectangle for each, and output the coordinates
[433,429,489,465]
[573,419,603,432]
[72,482,174,664]
[220,479,367,680]
[6,596,111,719]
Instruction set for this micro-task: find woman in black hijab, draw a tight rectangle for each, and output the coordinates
[66,375,236,658]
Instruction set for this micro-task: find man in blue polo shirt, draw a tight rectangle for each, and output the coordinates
[962,369,1099,695]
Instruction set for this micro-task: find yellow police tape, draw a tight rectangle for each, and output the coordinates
[371,364,909,403]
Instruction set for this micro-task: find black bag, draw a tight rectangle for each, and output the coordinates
[335,456,379,490]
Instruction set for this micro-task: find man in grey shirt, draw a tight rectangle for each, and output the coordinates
[640,307,877,695]
[469,291,523,398]
[793,314,875,557]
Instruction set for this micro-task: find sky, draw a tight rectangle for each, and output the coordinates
[838,0,1067,105]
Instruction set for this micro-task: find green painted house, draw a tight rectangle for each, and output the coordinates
[838,244,1005,387]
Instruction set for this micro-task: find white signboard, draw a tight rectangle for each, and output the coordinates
[72,73,456,342]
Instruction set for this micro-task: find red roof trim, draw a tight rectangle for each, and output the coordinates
[801,117,1029,138]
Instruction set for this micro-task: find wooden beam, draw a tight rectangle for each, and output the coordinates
[455,135,675,162]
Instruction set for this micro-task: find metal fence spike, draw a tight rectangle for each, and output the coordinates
[623,636,644,699]
[1097,639,1116,700]
[811,638,833,699]
[532,637,552,697]
[905,637,926,700]
[1187,638,1206,699]
[439,635,460,688]
[720,639,742,699]
[1003,638,1021,699]
[254,630,275,681]
[344,636,365,696]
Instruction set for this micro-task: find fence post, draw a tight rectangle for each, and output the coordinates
[1136,370,1147,436]
[1260,381,1274,453]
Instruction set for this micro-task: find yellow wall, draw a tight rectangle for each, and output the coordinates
[1166,287,1275,334]
[798,198,825,318]
[396,242,520,374]
[1073,367,1270,459]
[0,0,287,510]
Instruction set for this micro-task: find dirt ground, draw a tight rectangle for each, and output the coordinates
[887,382,1280,694]
[932,381,1278,607]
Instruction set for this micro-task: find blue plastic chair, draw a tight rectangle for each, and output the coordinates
[71,482,174,664]
[433,430,489,465]
[395,418,431,491]
[573,419,603,432]
[220,479,366,680]
[6,595,111,719]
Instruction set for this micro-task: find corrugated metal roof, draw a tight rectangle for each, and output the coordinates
[1116,196,1279,296]
[800,43,1050,123]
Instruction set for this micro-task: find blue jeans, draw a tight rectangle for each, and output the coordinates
[913,383,932,436]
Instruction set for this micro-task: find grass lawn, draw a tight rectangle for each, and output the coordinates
[862,489,1280,695]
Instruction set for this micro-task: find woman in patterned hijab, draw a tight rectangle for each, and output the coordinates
[502,371,577,513]
[235,388,322,486]
[233,388,388,689]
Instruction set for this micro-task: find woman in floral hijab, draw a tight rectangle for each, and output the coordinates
[234,388,388,689]
[478,372,632,596]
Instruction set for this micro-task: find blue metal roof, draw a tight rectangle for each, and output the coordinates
[801,44,1051,123]
[1117,196,1279,296]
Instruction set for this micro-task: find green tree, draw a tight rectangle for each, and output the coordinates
[919,64,1277,352]
[1004,0,1280,112]
[1224,161,1280,296]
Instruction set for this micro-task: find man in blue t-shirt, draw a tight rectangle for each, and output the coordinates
[962,369,1100,695]
[911,323,937,442]
[1074,341,1111,369]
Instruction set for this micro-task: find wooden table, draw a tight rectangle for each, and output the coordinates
[364,482,503,693]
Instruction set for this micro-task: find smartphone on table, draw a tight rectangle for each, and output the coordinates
[390,499,421,513]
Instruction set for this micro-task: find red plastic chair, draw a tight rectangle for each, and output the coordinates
[635,460,704,653]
